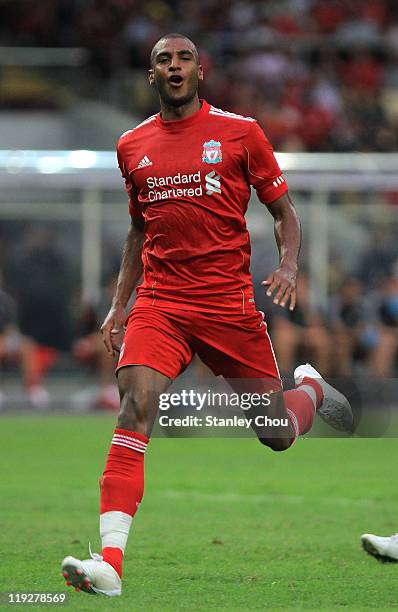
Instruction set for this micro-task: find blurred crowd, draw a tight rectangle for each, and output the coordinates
[1,0,398,151]
[0,226,120,410]
[266,272,398,378]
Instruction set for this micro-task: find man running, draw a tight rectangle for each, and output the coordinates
[61,33,353,597]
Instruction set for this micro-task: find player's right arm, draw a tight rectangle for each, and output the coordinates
[101,218,144,356]
[101,141,145,357]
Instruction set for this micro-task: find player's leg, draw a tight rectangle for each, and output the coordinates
[225,375,321,452]
[62,307,193,596]
[192,310,352,451]
[116,364,169,431]
[97,309,195,587]
[190,311,318,450]
[98,364,171,578]
[61,365,171,597]
[224,378,295,451]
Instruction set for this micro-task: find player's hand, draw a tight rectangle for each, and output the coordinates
[100,303,126,357]
[262,264,297,311]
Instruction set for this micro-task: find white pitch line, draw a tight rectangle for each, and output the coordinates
[158,490,387,508]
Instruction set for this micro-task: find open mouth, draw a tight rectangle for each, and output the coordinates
[168,75,184,87]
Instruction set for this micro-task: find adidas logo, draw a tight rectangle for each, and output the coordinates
[137,155,153,169]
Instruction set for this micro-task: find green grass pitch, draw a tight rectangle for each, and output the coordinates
[1,414,398,611]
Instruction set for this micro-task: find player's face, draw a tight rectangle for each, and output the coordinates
[148,38,203,107]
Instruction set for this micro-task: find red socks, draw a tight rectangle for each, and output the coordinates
[99,428,149,578]
[284,377,324,441]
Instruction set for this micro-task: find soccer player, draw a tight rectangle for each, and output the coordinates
[61,34,353,596]
[361,533,398,562]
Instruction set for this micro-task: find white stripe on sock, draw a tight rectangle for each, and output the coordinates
[113,434,147,449]
[112,440,146,453]
[100,510,133,551]
[297,385,317,413]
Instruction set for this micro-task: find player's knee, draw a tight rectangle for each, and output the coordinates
[117,386,148,433]
[258,437,292,452]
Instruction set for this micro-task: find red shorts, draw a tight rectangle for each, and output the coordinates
[116,305,281,384]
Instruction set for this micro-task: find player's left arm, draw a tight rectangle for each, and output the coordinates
[242,120,300,310]
[263,192,301,311]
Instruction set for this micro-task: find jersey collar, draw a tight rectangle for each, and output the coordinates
[156,99,210,130]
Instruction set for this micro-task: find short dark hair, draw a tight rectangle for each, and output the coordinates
[150,33,199,67]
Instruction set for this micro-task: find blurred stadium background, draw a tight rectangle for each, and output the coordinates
[1,0,398,412]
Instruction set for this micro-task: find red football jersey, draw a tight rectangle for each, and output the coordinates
[117,100,288,313]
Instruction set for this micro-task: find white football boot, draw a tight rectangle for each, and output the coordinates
[61,547,121,596]
[294,363,354,433]
[361,533,398,562]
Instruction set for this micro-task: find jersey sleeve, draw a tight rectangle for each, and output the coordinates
[242,121,288,205]
[116,141,143,223]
